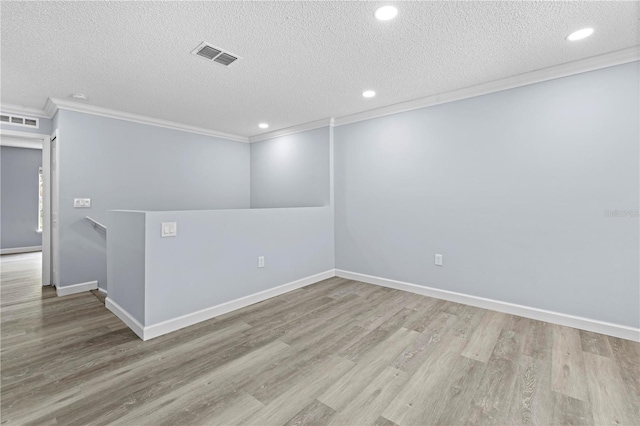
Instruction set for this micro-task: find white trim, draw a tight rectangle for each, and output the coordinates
[334,47,640,127]
[335,270,640,342]
[56,280,98,297]
[44,98,249,143]
[249,118,333,143]
[105,298,144,339]
[24,49,636,144]
[138,269,334,340]
[0,136,43,149]
[0,246,42,255]
[98,287,108,295]
[0,103,49,119]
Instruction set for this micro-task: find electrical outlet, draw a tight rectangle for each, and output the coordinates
[161,222,177,238]
[258,256,265,268]
[435,254,443,266]
[74,198,91,208]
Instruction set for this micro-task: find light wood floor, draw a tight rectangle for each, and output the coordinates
[1,252,639,425]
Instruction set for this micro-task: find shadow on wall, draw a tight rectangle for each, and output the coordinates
[67,218,107,290]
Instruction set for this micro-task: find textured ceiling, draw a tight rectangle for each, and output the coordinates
[1,1,638,138]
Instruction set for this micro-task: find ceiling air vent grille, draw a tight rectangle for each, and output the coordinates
[0,113,39,129]
[213,53,238,66]
[191,42,241,67]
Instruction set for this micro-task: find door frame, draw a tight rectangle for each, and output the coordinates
[49,130,59,287]
[0,128,53,285]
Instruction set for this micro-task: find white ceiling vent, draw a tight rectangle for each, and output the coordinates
[191,42,240,67]
[0,113,39,129]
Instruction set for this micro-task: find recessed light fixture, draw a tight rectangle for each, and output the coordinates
[375,5,398,21]
[71,93,87,101]
[566,28,594,41]
[259,123,269,129]
[362,90,376,98]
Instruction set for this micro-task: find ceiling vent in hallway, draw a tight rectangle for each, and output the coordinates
[0,113,39,129]
[191,42,240,67]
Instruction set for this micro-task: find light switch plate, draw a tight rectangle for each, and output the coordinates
[74,198,91,208]
[435,254,443,266]
[161,222,177,238]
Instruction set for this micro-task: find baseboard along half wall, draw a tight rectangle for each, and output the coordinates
[105,298,145,339]
[335,269,640,342]
[56,280,98,297]
[0,246,42,255]
[106,269,336,341]
[102,268,638,342]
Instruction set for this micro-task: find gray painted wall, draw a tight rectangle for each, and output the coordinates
[56,110,251,290]
[107,207,334,326]
[1,116,52,136]
[251,127,330,208]
[1,146,43,249]
[106,210,146,324]
[335,62,640,328]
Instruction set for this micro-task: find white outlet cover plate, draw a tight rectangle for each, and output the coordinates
[74,198,91,208]
[161,222,177,237]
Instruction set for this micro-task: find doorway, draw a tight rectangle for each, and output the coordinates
[0,129,54,286]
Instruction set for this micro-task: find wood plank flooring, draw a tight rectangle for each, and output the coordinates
[2,252,639,425]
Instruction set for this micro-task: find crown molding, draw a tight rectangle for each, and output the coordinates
[45,98,249,143]
[334,47,640,127]
[0,136,43,149]
[0,103,49,119]
[249,117,333,143]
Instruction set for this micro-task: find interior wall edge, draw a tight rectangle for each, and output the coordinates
[44,97,249,143]
[0,103,49,118]
[55,280,98,297]
[249,117,333,143]
[0,246,42,255]
[115,269,336,341]
[335,269,640,342]
[105,297,145,340]
[333,47,640,127]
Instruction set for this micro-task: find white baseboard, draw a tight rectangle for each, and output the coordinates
[97,288,108,295]
[56,280,98,297]
[105,298,144,339]
[110,269,335,341]
[0,246,42,255]
[335,269,640,342]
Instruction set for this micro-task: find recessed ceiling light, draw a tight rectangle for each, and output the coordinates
[259,123,269,129]
[71,93,87,101]
[375,5,398,21]
[566,28,594,41]
[362,90,376,98]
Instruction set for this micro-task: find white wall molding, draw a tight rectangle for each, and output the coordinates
[106,264,639,342]
[249,117,333,143]
[334,47,640,127]
[0,246,42,255]
[45,98,249,143]
[140,269,334,340]
[0,136,43,149]
[335,269,640,342]
[105,298,144,339]
[56,280,98,297]
[0,103,49,119]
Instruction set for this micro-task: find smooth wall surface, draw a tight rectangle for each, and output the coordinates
[251,126,330,208]
[56,110,251,290]
[335,62,640,328]
[106,210,146,323]
[0,146,43,249]
[144,207,334,325]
